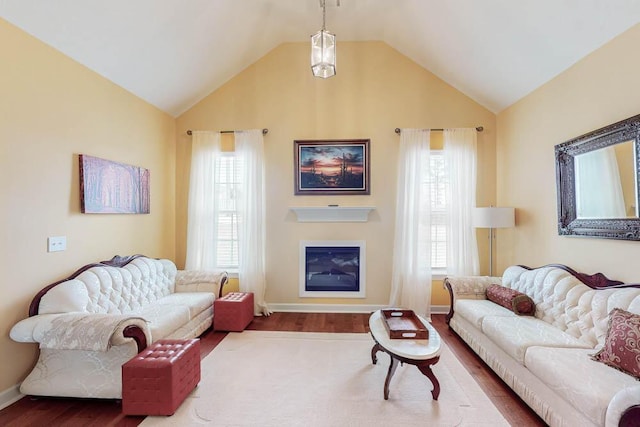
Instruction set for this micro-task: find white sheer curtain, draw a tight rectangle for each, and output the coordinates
[185,131,222,270]
[575,146,626,218]
[444,128,480,276]
[235,130,271,316]
[389,129,432,319]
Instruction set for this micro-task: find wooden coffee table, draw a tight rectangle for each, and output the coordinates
[369,309,442,400]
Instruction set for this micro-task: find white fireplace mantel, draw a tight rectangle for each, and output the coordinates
[290,206,375,223]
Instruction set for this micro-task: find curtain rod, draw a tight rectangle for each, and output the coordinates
[187,128,269,136]
[395,126,483,134]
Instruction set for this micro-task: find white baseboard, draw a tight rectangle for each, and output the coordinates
[268,303,450,315]
[0,384,23,411]
[431,305,450,314]
[269,303,387,313]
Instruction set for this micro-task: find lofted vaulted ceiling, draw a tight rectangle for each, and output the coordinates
[1,0,639,117]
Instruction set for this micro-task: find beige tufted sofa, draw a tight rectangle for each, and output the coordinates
[10,255,227,399]
[445,264,640,427]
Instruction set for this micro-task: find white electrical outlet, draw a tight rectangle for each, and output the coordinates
[48,236,67,252]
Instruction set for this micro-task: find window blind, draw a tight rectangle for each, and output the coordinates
[429,151,448,270]
[215,154,240,269]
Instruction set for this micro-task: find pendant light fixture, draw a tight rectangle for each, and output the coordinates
[311,0,336,78]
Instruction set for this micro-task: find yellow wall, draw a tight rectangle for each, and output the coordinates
[176,42,496,308]
[496,23,640,281]
[0,19,176,393]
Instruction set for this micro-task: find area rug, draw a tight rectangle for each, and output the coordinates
[141,331,508,426]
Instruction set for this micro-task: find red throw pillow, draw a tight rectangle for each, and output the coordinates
[486,284,535,316]
[591,308,640,380]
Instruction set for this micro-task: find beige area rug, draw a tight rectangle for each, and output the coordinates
[141,331,508,426]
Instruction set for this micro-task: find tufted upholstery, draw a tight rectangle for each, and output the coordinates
[61,258,177,314]
[502,266,640,347]
[446,265,640,427]
[122,339,200,415]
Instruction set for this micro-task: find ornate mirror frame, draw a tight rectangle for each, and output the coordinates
[555,113,640,240]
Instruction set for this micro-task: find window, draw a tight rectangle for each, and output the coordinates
[427,151,448,274]
[215,153,239,270]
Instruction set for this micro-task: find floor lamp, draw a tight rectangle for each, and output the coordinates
[473,207,515,276]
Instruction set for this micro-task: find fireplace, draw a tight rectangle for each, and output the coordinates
[299,240,366,298]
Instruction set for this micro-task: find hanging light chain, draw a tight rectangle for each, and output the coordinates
[322,0,327,31]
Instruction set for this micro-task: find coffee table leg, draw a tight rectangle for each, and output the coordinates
[417,357,441,400]
[383,355,399,400]
[371,342,382,365]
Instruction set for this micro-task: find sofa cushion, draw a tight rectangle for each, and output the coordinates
[482,315,591,364]
[591,308,640,380]
[486,284,535,315]
[137,304,191,341]
[151,292,214,320]
[454,299,517,329]
[525,346,638,426]
[135,292,213,341]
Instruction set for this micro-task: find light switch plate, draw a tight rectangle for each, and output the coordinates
[48,236,67,252]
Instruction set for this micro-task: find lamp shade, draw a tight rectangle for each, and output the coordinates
[473,207,515,228]
[311,29,336,78]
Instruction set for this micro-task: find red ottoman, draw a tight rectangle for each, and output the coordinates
[214,292,254,332]
[122,339,200,416]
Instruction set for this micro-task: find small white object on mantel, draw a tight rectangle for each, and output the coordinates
[290,206,375,222]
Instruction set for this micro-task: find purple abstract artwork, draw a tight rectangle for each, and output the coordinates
[79,154,150,214]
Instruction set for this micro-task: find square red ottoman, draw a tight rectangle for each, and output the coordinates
[214,292,254,332]
[122,339,200,416]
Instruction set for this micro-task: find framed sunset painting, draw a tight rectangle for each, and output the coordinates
[294,139,370,195]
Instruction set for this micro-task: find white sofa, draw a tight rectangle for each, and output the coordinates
[444,264,640,427]
[10,255,227,399]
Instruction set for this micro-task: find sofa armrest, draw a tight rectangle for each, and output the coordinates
[443,275,502,324]
[175,270,228,298]
[606,385,640,427]
[10,314,61,344]
[10,313,150,352]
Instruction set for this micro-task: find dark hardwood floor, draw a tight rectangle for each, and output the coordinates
[0,313,545,426]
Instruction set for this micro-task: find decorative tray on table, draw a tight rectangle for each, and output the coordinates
[381,309,429,339]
